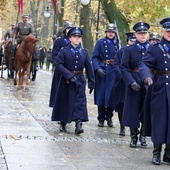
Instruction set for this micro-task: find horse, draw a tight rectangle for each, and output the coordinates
[3,39,15,78]
[14,34,38,89]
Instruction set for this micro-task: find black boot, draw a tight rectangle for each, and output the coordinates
[163,144,170,165]
[139,124,148,146]
[129,128,138,148]
[75,120,84,134]
[97,106,105,127]
[152,144,162,165]
[119,125,125,136]
[106,107,113,127]
[98,121,104,127]
[107,118,113,127]
[118,112,125,136]
[59,122,67,132]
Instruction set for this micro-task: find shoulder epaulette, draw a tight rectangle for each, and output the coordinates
[82,48,88,52]
[62,46,68,49]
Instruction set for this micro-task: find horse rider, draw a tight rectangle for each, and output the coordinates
[14,15,35,59]
[4,24,16,41]
[15,14,35,45]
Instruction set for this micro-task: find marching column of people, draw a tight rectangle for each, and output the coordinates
[48,17,170,167]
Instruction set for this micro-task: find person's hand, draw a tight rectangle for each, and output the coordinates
[89,88,93,94]
[144,77,153,86]
[97,69,105,77]
[69,76,77,83]
[131,82,141,91]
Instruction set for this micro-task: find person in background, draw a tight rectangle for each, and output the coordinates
[120,22,150,148]
[92,23,121,128]
[46,48,52,71]
[139,17,170,166]
[39,44,47,69]
[114,32,136,136]
[51,27,95,134]
[149,31,161,44]
[49,22,75,108]
[56,20,70,38]
[4,24,16,41]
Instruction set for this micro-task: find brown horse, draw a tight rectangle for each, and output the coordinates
[3,39,15,78]
[14,34,38,89]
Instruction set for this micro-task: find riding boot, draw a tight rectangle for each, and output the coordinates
[152,143,162,165]
[97,106,105,127]
[119,125,125,136]
[139,124,148,146]
[106,107,113,127]
[163,144,170,165]
[107,118,113,127]
[75,120,84,134]
[130,128,138,148]
[59,122,67,132]
[118,112,125,136]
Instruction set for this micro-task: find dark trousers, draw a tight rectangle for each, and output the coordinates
[97,106,113,122]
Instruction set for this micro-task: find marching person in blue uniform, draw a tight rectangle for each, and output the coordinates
[114,32,136,136]
[51,27,95,134]
[49,22,75,107]
[120,22,150,148]
[139,17,170,166]
[92,23,121,127]
[149,31,161,44]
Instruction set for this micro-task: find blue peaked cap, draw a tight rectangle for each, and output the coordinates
[133,22,150,32]
[67,27,83,37]
[125,32,136,41]
[160,17,170,31]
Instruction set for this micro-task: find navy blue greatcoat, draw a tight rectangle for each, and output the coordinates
[139,37,170,144]
[49,35,70,107]
[112,47,126,112]
[51,44,95,123]
[120,40,150,128]
[92,37,119,108]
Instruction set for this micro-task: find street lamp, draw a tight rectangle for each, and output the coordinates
[81,0,90,5]
[44,7,51,18]
[96,0,101,40]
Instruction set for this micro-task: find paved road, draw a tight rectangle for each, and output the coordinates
[0,69,169,170]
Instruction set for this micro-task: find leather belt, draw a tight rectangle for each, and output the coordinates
[131,68,153,73]
[131,68,139,72]
[100,59,114,65]
[101,59,114,65]
[71,71,83,74]
[154,70,170,76]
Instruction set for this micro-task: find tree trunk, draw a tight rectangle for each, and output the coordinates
[80,4,93,57]
[101,0,129,45]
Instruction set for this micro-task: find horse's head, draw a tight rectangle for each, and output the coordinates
[24,34,39,52]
